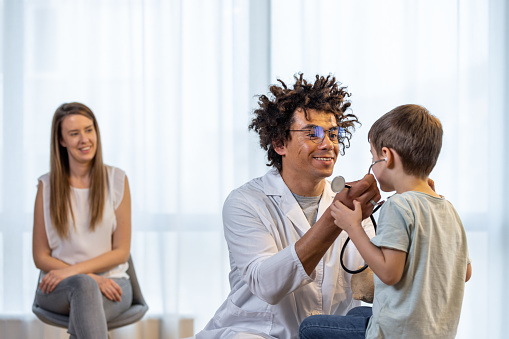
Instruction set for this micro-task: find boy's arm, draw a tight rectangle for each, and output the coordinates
[466,263,472,282]
[331,200,406,285]
[346,225,406,285]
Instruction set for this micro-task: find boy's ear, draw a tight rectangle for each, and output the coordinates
[381,147,395,168]
[273,140,286,156]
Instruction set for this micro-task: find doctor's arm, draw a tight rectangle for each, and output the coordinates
[295,174,380,276]
[224,193,314,305]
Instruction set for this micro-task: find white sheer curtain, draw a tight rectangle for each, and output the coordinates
[1,0,262,337]
[0,0,507,338]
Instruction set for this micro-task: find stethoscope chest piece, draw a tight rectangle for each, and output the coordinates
[331,176,346,193]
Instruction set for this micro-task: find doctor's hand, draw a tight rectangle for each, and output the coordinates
[89,274,123,302]
[332,174,380,220]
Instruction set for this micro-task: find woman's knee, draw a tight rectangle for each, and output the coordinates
[65,274,99,293]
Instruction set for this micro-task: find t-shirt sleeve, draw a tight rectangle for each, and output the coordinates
[370,195,412,253]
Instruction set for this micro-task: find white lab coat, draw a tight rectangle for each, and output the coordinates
[197,169,375,339]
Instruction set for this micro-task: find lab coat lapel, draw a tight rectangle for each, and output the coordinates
[317,181,335,220]
[262,169,332,235]
[282,194,310,235]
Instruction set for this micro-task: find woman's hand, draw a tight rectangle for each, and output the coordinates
[39,266,77,294]
[39,269,122,302]
[89,274,123,302]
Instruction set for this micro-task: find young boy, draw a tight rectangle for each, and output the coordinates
[299,104,471,338]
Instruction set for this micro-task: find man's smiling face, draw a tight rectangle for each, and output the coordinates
[276,108,339,191]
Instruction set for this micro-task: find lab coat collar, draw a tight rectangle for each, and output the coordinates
[262,169,336,234]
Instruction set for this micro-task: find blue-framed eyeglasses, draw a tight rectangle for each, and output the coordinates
[289,125,346,144]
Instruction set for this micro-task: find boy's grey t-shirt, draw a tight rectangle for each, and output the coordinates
[366,191,469,339]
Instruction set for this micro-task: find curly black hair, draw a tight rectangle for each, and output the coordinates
[249,73,359,171]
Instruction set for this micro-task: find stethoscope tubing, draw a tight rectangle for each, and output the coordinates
[340,202,383,274]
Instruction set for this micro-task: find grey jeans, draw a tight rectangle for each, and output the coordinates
[35,274,133,339]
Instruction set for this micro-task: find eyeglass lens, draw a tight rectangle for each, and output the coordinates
[310,126,345,144]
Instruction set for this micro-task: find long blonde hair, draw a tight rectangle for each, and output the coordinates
[49,102,107,238]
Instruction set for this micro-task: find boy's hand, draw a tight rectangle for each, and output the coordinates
[333,174,380,220]
[330,200,363,233]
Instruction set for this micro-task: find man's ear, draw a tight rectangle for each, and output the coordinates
[273,140,286,156]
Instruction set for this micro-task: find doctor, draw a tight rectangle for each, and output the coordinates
[197,74,380,339]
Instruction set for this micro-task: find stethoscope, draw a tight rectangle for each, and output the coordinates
[330,158,387,274]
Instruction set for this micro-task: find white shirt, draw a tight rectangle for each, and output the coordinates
[39,165,128,279]
[197,169,375,339]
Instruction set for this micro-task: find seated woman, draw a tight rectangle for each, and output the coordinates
[32,102,132,339]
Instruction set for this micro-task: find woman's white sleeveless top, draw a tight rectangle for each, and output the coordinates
[38,165,128,279]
